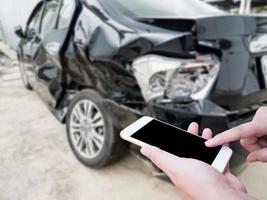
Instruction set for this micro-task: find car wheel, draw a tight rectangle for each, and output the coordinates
[66,89,128,168]
[18,59,32,90]
[230,141,248,175]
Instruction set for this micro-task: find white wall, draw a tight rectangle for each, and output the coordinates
[0,0,40,48]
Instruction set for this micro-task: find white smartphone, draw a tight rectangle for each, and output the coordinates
[120,116,233,173]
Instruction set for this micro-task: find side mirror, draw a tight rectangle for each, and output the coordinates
[27,28,36,40]
[14,26,25,38]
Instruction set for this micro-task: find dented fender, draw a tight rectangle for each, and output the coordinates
[74,1,195,63]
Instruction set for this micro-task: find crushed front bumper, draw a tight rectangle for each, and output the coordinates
[152,99,256,134]
[64,92,258,133]
[105,98,257,135]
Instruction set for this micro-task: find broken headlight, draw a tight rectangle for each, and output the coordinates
[165,58,219,100]
[133,55,220,102]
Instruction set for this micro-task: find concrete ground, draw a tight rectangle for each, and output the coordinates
[1,65,267,200]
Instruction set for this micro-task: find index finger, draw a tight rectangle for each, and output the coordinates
[205,122,256,147]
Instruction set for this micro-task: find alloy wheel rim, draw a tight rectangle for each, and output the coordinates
[69,99,105,159]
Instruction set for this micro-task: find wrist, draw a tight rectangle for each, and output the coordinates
[233,191,257,200]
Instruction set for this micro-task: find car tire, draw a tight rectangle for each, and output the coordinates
[66,89,128,168]
[230,141,248,175]
[18,59,32,90]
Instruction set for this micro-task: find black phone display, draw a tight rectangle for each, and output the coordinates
[131,119,222,165]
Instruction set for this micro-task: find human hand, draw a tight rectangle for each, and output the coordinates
[140,123,252,200]
[206,107,267,163]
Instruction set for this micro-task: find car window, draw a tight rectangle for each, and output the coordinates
[26,5,43,39]
[99,0,224,18]
[57,0,76,29]
[40,0,60,35]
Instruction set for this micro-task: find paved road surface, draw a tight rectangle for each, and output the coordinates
[0,66,267,200]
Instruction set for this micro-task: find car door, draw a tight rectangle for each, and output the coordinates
[32,0,77,109]
[20,2,44,85]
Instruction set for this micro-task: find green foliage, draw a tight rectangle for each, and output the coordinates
[228,8,239,14]
[253,6,267,14]
[214,3,267,14]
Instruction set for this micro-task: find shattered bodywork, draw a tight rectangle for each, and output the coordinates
[72,1,267,121]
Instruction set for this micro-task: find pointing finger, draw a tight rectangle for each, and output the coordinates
[205,122,256,147]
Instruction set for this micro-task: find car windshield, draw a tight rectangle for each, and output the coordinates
[97,0,224,18]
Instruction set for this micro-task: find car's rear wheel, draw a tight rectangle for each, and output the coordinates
[18,59,32,90]
[66,89,128,168]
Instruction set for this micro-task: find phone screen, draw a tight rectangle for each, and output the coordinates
[132,119,222,165]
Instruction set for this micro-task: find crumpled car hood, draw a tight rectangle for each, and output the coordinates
[76,4,267,102]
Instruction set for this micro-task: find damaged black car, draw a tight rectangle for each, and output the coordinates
[15,0,267,172]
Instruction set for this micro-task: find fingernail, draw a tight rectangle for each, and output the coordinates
[205,140,213,146]
[247,155,257,162]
